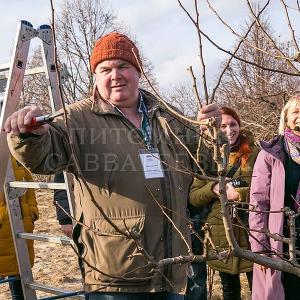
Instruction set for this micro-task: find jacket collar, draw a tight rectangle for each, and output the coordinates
[91,87,160,117]
[259,135,285,162]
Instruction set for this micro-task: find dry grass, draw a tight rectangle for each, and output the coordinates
[0,190,251,299]
[0,190,82,299]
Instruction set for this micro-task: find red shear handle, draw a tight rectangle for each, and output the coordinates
[31,115,51,126]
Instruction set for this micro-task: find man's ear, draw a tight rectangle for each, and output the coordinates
[93,85,100,100]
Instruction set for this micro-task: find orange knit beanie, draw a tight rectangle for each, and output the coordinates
[90,32,142,73]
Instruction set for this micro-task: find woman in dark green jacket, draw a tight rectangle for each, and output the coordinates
[189,107,259,300]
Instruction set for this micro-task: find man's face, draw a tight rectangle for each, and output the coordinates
[95,59,140,108]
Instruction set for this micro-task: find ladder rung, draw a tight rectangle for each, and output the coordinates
[17,232,73,245]
[27,282,85,299]
[0,62,10,71]
[8,181,67,190]
[0,65,45,77]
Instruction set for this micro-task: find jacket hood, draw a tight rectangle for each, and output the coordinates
[259,135,285,162]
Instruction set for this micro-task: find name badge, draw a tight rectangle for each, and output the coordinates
[139,148,164,179]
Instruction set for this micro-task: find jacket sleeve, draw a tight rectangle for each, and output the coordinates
[189,177,218,208]
[7,118,75,175]
[53,172,72,225]
[235,187,249,203]
[249,150,272,253]
[23,168,39,221]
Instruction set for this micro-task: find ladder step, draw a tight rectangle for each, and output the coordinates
[8,181,67,190]
[39,291,85,300]
[27,282,85,299]
[17,232,73,245]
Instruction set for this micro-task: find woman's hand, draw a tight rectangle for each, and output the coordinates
[226,183,239,201]
[212,182,239,201]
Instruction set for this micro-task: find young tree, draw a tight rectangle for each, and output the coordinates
[215,19,300,139]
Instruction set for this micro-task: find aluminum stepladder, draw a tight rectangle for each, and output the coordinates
[0,20,83,299]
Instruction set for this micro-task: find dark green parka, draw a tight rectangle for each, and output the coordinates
[189,133,259,274]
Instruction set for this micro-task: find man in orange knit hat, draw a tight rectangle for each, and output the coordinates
[5,32,220,300]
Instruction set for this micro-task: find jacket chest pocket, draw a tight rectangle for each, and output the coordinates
[91,215,152,284]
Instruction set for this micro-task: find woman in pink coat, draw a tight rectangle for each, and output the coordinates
[249,95,300,300]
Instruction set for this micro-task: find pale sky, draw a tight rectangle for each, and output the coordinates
[0,0,299,91]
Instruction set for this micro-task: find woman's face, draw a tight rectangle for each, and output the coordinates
[286,102,300,136]
[221,114,240,145]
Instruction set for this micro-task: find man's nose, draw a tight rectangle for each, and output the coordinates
[111,68,121,79]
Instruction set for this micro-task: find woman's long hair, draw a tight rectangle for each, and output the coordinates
[221,106,252,167]
[278,95,300,134]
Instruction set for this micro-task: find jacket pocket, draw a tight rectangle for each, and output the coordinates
[91,215,151,284]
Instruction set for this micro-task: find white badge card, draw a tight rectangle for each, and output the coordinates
[139,149,164,179]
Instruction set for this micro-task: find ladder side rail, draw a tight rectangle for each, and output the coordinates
[3,21,80,298]
[63,172,76,220]
[4,158,37,300]
[39,25,62,111]
[0,21,35,191]
[39,25,76,220]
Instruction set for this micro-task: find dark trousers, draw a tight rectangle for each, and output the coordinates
[88,292,183,300]
[8,276,24,300]
[282,271,300,300]
[219,271,252,300]
[186,262,207,300]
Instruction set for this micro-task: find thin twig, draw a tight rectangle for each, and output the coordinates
[132,48,210,126]
[164,120,205,174]
[188,66,202,109]
[179,0,300,77]
[145,185,192,254]
[280,0,300,52]
[211,0,271,102]
[207,0,292,62]
[246,0,300,71]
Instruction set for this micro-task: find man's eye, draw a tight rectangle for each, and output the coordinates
[100,69,110,73]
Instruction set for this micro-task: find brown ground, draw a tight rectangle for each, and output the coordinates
[0,190,251,299]
[0,190,82,299]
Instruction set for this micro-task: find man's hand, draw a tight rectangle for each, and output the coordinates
[61,224,73,238]
[197,103,221,126]
[3,105,49,135]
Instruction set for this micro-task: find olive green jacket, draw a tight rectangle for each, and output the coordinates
[189,137,259,274]
[8,90,197,294]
